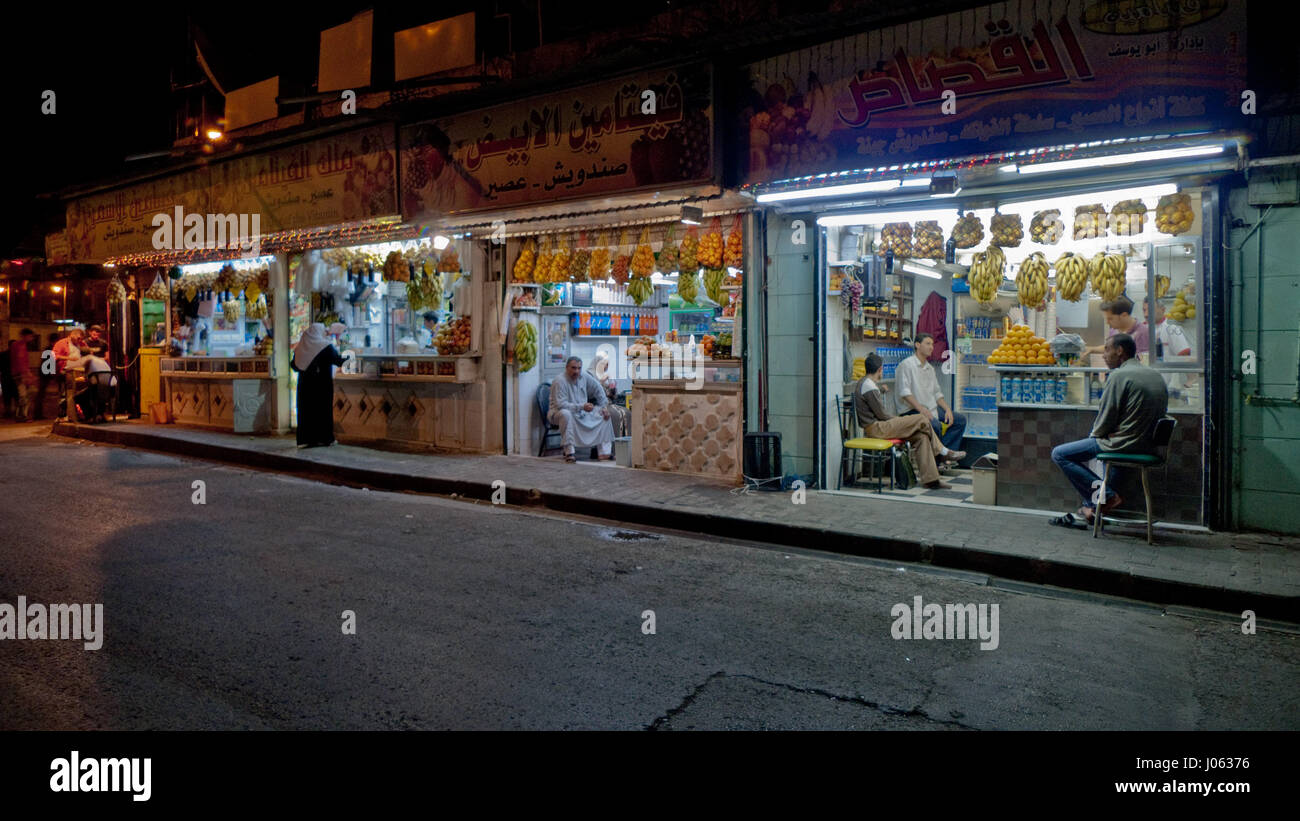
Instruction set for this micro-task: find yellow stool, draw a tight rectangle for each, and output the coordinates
[837,396,897,492]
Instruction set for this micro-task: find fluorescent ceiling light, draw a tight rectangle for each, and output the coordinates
[999,184,1178,215]
[899,177,933,188]
[757,179,902,202]
[818,208,995,228]
[1012,145,1224,175]
[901,261,943,280]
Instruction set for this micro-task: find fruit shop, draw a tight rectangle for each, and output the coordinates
[295,230,499,451]
[501,212,749,480]
[58,124,406,436]
[740,0,1244,523]
[400,62,754,478]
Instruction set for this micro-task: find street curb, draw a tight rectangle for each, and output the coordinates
[53,422,1300,623]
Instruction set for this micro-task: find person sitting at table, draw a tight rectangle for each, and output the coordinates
[53,326,86,373]
[550,356,613,463]
[855,353,965,490]
[86,324,109,358]
[1051,333,1168,525]
[66,342,116,423]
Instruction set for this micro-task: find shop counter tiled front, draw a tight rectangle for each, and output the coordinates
[630,380,743,483]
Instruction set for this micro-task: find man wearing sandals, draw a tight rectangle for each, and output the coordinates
[549,356,614,462]
[1051,333,1167,524]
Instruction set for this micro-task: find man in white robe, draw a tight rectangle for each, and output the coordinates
[549,356,614,461]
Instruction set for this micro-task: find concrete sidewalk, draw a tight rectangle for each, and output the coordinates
[48,419,1300,622]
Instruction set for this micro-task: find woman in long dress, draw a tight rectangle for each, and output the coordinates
[291,323,346,447]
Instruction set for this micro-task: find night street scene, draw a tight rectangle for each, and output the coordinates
[0,0,1296,800]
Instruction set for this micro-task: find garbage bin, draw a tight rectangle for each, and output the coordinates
[614,436,631,467]
[972,453,998,506]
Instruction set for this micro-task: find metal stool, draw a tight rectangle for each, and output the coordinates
[1093,416,1177,545]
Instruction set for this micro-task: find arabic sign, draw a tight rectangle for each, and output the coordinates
[400,65,713,217]
[209,125,398,232]
[740,0,1245,184]
[63,126,398,263]
[65,170,210,264]
[44,231,71,265]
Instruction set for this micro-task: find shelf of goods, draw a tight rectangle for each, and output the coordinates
[953,336,1000,439]
[161,356,274,378]
[338,354,481,383]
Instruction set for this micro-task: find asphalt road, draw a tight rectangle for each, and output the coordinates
[1,427,1296,730]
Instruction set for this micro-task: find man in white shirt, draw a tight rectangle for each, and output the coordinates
[1150,299,1195,393]
[895,333,966,458]
[1152,300,1192,360]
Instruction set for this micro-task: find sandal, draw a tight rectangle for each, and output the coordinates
[564,453,577,463]
[1049,512,1089,530]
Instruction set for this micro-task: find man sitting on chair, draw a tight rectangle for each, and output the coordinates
[66,342,116,423]
[549,356,614,463]
[855,353,965,490]
[1051,333,1168,523]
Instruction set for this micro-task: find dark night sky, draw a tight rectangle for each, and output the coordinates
[1,1,1285,259]
[0,2,472,258]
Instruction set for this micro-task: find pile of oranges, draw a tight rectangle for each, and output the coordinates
[989,325,1054,365]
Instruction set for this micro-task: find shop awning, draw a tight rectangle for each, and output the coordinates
[748,132,1247,213]
[426,187,757,238]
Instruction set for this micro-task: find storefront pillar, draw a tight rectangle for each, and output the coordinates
[272,253,291,434]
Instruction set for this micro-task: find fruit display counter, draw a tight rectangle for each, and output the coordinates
[330,356,492,451]
[161,356,276,432]
[629,369,744,483]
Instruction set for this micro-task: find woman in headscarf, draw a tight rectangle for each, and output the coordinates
[589,353,628,438]
[291,323,346,448]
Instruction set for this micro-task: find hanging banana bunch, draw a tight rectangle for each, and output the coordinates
[1089,251,1127,301]
[968,244,1004,303]
[1016,252,1049,309]
[1055,252,1088,302]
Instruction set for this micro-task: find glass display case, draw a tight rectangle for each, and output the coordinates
[168,257,276,360]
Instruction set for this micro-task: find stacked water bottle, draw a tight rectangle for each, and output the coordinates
[874,346,911,379]
[959,317,999,339]
[1000,371,1069,405]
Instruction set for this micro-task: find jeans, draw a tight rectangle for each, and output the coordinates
[902,409,966,451]
[1051,437,1117,508]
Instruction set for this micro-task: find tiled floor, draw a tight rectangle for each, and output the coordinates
[845,468,976,504]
